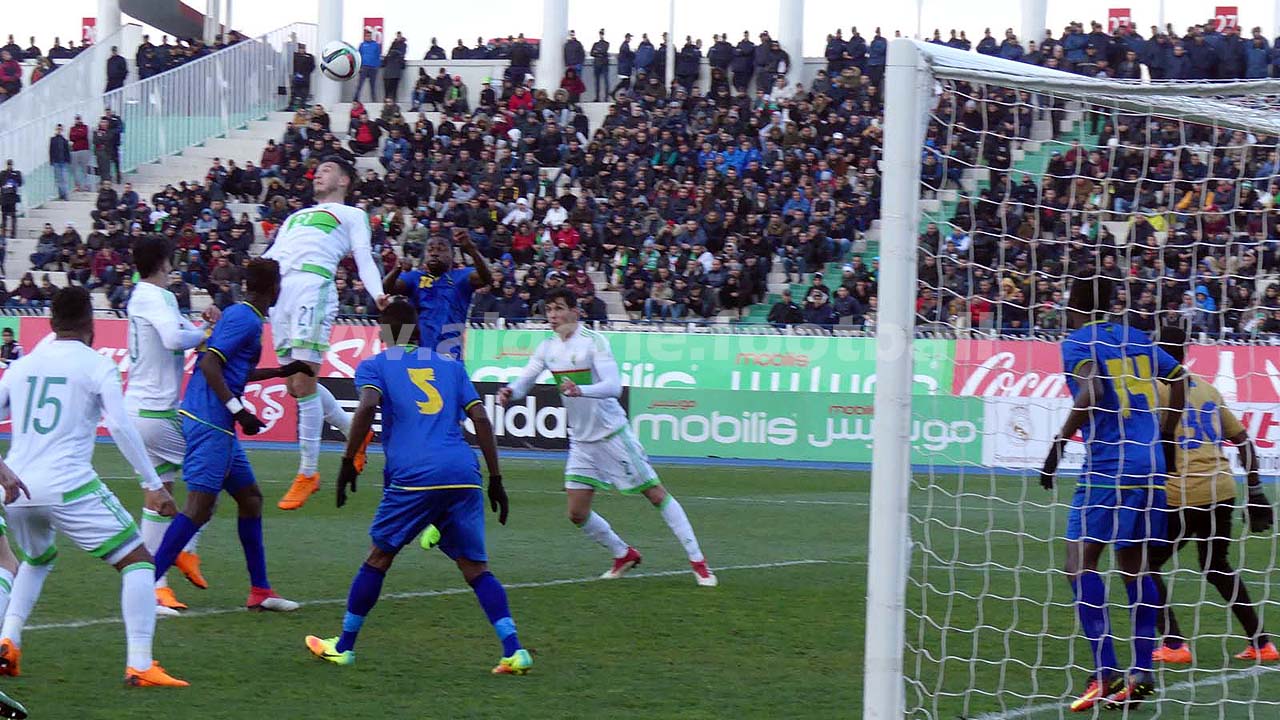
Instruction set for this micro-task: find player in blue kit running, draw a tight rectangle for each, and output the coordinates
[1039,277,1187,712]
[152,259,312,611]
[381,228,493,360]
[304,300,529,674]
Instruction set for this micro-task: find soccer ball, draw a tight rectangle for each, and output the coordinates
[320,41,360,82]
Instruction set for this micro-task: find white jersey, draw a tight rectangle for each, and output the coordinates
[0,340,163,506]
[125,281,206,413]
[262,202,385,303]
[507,326,629,443]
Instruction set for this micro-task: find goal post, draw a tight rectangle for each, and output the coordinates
[867,37,1280,718]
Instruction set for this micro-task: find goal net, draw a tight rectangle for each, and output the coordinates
[867,39,1280,719]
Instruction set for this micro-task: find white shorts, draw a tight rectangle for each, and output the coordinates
[269,269,337,364]
[564,426,661,495]
[7,479,142,567]
[132,410,185,481]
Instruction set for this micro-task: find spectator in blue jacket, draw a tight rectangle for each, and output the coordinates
[998,31,1024,61]
[353,30,383,102]
[612,33,634,99]
[977,28,998,55]
[1166,43,1193,79]
[1186,35,1217,79]
[1246,36,1272,78]
[634,34,655,74]
[731,32,755,92]
[867,29,887,84]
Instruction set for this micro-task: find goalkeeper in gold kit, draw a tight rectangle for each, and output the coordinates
[1149,326,1278,664]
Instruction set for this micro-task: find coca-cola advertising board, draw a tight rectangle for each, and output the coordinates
[953,340,1279,403]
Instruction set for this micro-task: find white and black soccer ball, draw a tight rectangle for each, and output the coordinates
[320,41,361,82]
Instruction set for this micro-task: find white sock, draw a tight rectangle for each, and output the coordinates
[578,512,629,558]
[140,508,171,588]
[183,526,203,555]
[0,567,14,620]
[2,562,53,647]
[658,495,705,563]
[121,561,155,670]
[298,393,323,475]
[318,384,353,438]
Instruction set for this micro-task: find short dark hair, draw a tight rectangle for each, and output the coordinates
[544,287,578,308]
[1067,276,1114,316]
[132,234,172,277]
[379,299,418,345]
[320,157,358,187]
[244,258,280,295]
[50,286,93,334]
[1155,324,1188,364]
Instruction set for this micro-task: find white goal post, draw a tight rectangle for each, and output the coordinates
[866,38,1280,719]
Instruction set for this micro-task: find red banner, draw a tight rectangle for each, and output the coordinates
[1107,8,1133,33]
[953,339,1280,403]
[362,17,384,44]
[1214,5,1239,31]
[82,18,96,45]
[1,317,346,443]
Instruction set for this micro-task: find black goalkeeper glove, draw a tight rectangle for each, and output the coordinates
[1245,485,1275,534]
[336,456,359,508]
[1039,436,1066,491]
[276,360,316,378]
[234,409,265,436]
[488,474,509,525]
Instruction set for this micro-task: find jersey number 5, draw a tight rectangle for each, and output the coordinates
[407,368,444,415]
[22,376,66,434]
[1103,355,1156,419]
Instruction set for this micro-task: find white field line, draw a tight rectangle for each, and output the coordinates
[25,558,839,633]
[970,665,1280,719]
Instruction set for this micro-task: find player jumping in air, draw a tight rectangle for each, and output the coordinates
[498,288,717,587]
[126,235,221,615]
[0,287,187,687]
[153,259,308,612]
[305,300,529,674]
[1148,326,1278,664]
[265,158,387,511]
[381,227,493,359]
[1040,278,1187,711]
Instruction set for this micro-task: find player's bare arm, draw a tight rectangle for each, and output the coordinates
[383,257,413,296]
[467,401,507,524]
[1040,359,1102,490]
[455,228,493,288]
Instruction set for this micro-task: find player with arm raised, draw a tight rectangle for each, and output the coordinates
[498,288,716,587]
[126,235,221,614]
[267,158,386,512]
[305,299,529,674]
[1148,325,1278,664]
[382,228,492,360]
[1040,277,1187,711]
[0,287,187,687]
[151,259,309,612]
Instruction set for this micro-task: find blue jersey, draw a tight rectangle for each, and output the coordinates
[1061,321,1182,482]
[181,302,264,430]
[354,345,482,490]
[401,267,476,360]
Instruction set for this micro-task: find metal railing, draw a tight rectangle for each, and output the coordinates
[0,24,144,133]
[0,23,316,217]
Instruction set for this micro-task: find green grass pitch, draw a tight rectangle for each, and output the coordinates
[1,445,1277,719]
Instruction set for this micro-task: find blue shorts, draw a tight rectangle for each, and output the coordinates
[369,487,487,561]
[181,417,257,496]
[1067,481,1167,548]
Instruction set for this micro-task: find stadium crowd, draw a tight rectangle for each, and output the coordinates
[11,16,1280,335]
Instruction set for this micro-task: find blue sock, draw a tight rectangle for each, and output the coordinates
[469,571,522,657]
[335,563,385,653]
[1072,571,1119,679]
[237,517,269,589]
[1128,576,1159,676]
[153,513,200,579]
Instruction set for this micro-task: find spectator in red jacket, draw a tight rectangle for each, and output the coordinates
[69,115,92,191]
[560,69,586,103]
[507,85,534,112]
[0,50,20,104]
